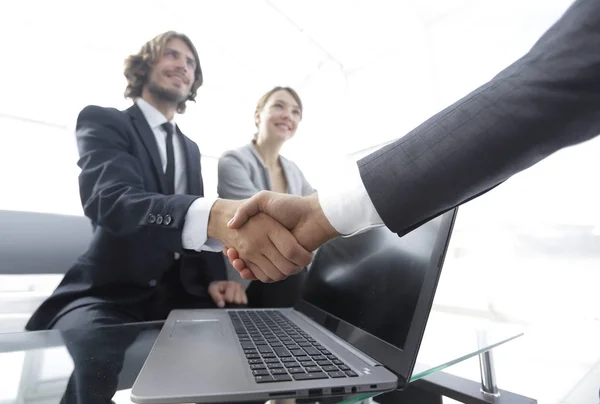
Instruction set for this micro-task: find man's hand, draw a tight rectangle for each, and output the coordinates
[224,191,340,280]
[208,280,247,308]
[208,199,313,283]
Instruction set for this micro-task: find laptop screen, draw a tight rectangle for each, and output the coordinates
[298,211,455,362]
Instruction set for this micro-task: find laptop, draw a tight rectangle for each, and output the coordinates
[131,208,458,403]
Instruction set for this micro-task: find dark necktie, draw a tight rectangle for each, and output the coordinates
[161,122,176,195]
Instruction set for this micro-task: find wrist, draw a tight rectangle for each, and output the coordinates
[309,193,340,242]
[207,199,239,243]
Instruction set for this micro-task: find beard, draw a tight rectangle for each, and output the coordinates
[147,80,188,104]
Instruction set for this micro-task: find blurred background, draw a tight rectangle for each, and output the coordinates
[1,0,599,403]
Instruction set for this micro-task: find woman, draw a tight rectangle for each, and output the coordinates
[218,86,314,307]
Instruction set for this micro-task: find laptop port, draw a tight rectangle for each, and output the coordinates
[269,391,296,398]
[308,388,323,397]
[331,387,344,395]
[370,384,378,389]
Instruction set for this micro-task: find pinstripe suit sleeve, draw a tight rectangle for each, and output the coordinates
[358,0,600,236]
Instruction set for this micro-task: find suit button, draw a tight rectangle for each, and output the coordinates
[156,214,163,225]
[148,214,156,224]
[164,215,172,225]
[148,279,157,287]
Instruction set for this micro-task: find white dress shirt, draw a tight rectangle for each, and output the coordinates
[137,97,378,250]
[318,163,384,237]
[135,98,222,252]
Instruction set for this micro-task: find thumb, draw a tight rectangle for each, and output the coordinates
[227,194,264,229]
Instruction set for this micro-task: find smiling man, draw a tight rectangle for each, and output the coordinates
[26,31,312,331]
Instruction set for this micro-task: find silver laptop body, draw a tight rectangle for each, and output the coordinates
[132,209,458,403]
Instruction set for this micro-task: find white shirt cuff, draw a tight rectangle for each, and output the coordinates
[182,197,224,252]
[318,163,384,237]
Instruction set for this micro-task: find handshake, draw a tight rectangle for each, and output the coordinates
[207,191,340,283]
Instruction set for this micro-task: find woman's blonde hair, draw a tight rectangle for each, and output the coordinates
[124,31,203,114]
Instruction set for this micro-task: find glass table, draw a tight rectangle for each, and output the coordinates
[0,310,523,404]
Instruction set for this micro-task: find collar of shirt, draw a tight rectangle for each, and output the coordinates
[135,97,175,132]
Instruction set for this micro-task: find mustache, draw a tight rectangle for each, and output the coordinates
[166,71,190,84]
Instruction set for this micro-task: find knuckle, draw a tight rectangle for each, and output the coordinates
[281,263,298,277]
[279,243,296,261]
[287,247,307,266]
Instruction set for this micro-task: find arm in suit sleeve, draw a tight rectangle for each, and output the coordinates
[217,153,263,200]
[76,105,200,253]
[356,0,600,236]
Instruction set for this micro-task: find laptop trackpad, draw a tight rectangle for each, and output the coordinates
[169,320,223,340]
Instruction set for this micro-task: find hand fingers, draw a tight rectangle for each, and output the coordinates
[226,250,247,276]
[256,243,293,281]
[245,261,273,283]
[268,226,313,272]
[234,250,293,283]
[227,192,268,229]
[224,283,237,303]
[236,286,247,305]
[208,287,225,308]
[232,257,246,272]
[250,253,287,283]
[238,268,257,280]
[227,248,240,261]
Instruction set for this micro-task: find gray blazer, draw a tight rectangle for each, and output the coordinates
[359,0,600,237]
[217,142,315,287]
[218,142,314,200]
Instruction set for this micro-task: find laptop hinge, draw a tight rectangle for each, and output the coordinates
[396,374,408,390]
[294,311,382,368]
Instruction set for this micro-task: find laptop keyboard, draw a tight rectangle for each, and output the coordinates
[229,310,359,383]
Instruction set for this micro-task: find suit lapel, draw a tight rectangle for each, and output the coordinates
[126,105,169,193]
[177,126,204,197]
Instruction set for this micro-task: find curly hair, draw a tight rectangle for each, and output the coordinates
[124,31,203,114]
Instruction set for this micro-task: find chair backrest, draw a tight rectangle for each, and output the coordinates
[0,210,92,274]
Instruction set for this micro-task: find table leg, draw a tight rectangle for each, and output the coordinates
[478,347,500,396]
[477,329,501,397]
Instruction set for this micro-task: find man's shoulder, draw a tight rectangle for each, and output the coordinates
[77,105,130,124]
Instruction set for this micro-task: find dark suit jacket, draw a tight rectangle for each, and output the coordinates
[26,104,225,330]
[359,0,600,236]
